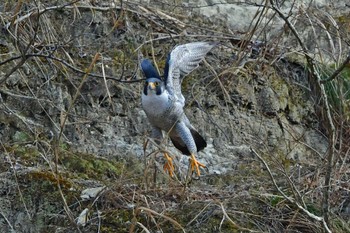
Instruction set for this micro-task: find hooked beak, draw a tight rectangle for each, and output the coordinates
[148,82,156,90]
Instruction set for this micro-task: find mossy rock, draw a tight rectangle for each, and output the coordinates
[60,152,125,181]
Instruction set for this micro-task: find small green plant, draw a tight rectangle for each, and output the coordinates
[320,65,350,119]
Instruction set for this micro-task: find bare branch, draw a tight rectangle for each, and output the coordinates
[0,7,40,85]
[135,206,185,232]
[320,51,350,83]
[4,0,81,29]
[251,147,331,233]
[269,0,337,226]
[0,53,144,83]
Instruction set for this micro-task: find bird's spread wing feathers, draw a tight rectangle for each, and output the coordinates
[165,42,216,105]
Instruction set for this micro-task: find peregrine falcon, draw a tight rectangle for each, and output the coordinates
[141,41,216,177]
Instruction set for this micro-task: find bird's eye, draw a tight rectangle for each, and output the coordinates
[145,81,148,85]
[155,82,159,86]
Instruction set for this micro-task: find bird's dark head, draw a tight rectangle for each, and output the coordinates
[143,77,164,96]
[141,59,164,95]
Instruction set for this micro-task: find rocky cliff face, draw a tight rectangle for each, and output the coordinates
[0,1,348,232]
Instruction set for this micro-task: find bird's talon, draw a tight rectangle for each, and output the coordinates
[163,153,175,177]
[190,154,206,176]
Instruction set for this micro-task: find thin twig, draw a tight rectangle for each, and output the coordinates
[57,52,100,148]
[136,222,151,233]
[101,57,114,111]
[0,53,144,83]
[320,51,350,83]
[270,0,336,227]
[219,202,259,232]
[186,202,211,226]
[4,0,81,29]
[53,53,100,231]
[0,141,32,221]
[0,211,14,231]
[251,147,331,233]
[0,7,41,85]
[136,206,185,232]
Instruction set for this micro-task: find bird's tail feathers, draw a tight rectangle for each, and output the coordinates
[171,138,191,155]
[170,129,207,155]
[190,129,207,152]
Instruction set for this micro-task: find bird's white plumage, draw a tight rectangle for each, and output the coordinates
[141,89,169,117]
[140,41,216,162]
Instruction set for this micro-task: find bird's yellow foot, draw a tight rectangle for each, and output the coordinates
[190,153,206,176]
[163,153,175,177]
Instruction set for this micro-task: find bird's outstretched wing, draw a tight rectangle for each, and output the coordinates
[164,41,217,106]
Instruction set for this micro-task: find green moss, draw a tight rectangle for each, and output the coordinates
[17,169,80,211]
[5,142,129,183]
[29,170,73,189]
[60,152,124,180]
[0,43,9,54]
[270,195,284,207]
[6,144,41,165]
[12,131,31,142]
[306,203,322,216]
[59,142,70,150]
[112,44,138,72]
[100,209,133,232]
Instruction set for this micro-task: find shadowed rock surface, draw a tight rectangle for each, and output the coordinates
[0,1,349,232]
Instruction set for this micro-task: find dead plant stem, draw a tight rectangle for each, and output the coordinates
[53,53,100,231]
[251,147,331,233]
[270,0,337,227]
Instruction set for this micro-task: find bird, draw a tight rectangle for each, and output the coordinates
[140,41,216,177]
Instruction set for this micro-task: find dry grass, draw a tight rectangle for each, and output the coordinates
[0,0,349,232]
